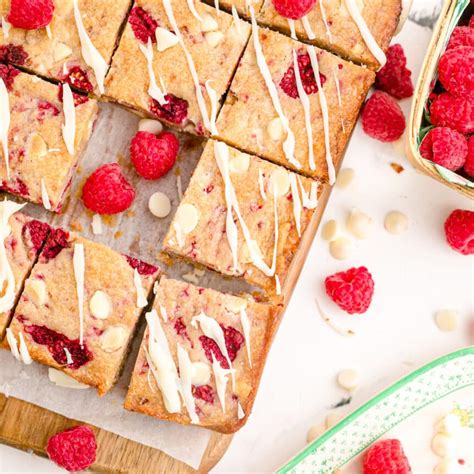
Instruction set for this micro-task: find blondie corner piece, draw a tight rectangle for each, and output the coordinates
[0,0,132,95]
[163,139,320,294]
[0,67,97,211]
[0,201,50,340]
[8,229,160,395]
[257,0,401,69]
[104,0,250,136]
[216,25,375,181]
[125,276,277,433]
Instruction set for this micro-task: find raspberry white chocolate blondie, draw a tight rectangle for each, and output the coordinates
[0,67,97,211]
[8,229,160,395]
[0,0,132,95]
[258,0,401,69]
[0,200,50,339]
[125,276,277,433]
[163,140,320,294]
[216,20,375,182]
[105,0,250,135]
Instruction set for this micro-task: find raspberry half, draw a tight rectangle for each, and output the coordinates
[271,0,316,19]
[363,439,412,474]
[7,0,54,29]
[149,94,189,125]
[129,6,158,43]
[444,209,474,255]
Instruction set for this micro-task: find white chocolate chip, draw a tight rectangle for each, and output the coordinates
[155,27,179,52]
[321,219,338,241]
[200,13,219,32]
[306,424,326,443]
[431,433,454,457]
[270,168,290,197]
[229,152,250,173]
[148,192,171,218]
[434,310,459,332]
[89,291,112,320]
[28,279,47,306]
[138,118,163,135]
[30,133,48,158]
[336,168,355,189]
[326,412,345,428]
[205,31,224,47]
[225,296,248,313]
[337,369,359,391]
[433,459,460,474]
[329,237,353,260]
[175,203,199,233]
[191,362,211,385]
[91,214,102,235]
[435,414,461,435]
[267,117,283,141]
[346,209,373,239]
[54,42,73,62]
[384,211,408,235]
[100,326,128,353]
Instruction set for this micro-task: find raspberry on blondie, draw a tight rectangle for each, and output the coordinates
[104,0,250,135]
[216,22,375,182]
[163,140,320,294]
[8,229,160,395]
[0,200,50,339]
[0,0,132,95]
[125,276,277,433]
[0,67,97,211]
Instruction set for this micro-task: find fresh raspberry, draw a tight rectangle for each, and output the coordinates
[444,209,474,255]
[438,46,474,98]
[46,426,96,472]
[464,136,474,177]
[280,52,326,99]
[363,439,412,474]
[22,220,50,253]
[192,385,215,404]
[130,131,179,180]
[325,266,374,314]
[271,0,316,19]
[375,44,414,99]
[447,27,474,50]
[361,91,406,142]
[0,64,20,91]
[124,255,158,275]
[149,94,189,125]
[430,92,474,135]
[129,6,158,43]
[0,44,28,65]
[7,0,54,29]
[82,163,135,215]
[200,325,244,368]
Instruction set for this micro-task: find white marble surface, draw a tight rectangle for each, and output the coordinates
[2,0,472,472]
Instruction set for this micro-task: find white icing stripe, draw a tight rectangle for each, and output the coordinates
[41,179,52,210]
[288,19,297,39]
[133,269,148,308]
[186,0,202,22]
[64,347,73,365]
[249,7,299,169]
[258,169,267,200]
[1,17,11,38]
[214,0,220,14]
[6,328,20,361]
[205,80,219,135]
[73,243,85,347]
[237,402,245,419]
[0,78,11,179]
[91,214,102,235]
[159,303,168,322]
[45,25,52,40]
[139,39,168,105]
[298,176,319,209]
[0,200,26,313]
[275,274,281,295]
[319,0,332,43]
[61,83,76,156]
[231,5,241,34]
[343,0,386,67]
[332,67,346,133]
[307,46,335,184]
[289,173,302,237]
[212,355,232,412]
[177,344,199,423]
[301,15,315,40]
[162,0,211,130]
[292,49,315,171]
[240,307,251,367]
[72,0,108,93]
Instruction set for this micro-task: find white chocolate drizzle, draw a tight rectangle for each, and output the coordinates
[301,15,315,40]
[292,49,315,171]
[91,214,102,235]
[61,83,76,156]
[298,176,318,209]
[45,25,52,40]
[332,67,346,133]
[231,5,242,34]
[237,402,245,419]
[1,17,11,38]
[6,328,20,361]
[0,200,25,313]
[18,332,32,364]
[0,78,11,179]
[41,178,52,210]
[288,19,297,39]
[258,169,267,200]
[343,0,386,67]
[214,0,220,14]
[240,307,251,366]
[72,0,108,93]
[275,275,281,295]
[319,0,332,43]
[73,243,85,347]
[133,268,148,308]
[249,7,298,169]
[159,303,168,322]
[307,46,335,184]
[49,368,89,389]
[212,355,233,412]
[186,0,202,22]
[177,344,199,423]
[139,38,168,105]
[205,80,219,135]
[64,347,73,365]
[289,173,303,236]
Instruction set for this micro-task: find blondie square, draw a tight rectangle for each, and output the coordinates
[0,201,50,339]
[216,24,375,181]
[0,66,97,211]
[0,0,132,95]
[105,0,250,135]
[8,228,160,395]
[125,276,277,433]
[257,0,401,69]
[163,140,320,294]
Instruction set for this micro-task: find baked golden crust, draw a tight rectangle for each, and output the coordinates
[257,0,401,69]
[124,276,278,433]
[0,69,98,211]
[216,27,375,180]
[104,0,250,134]
[8,230,159,395]
[162,139,319,294]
